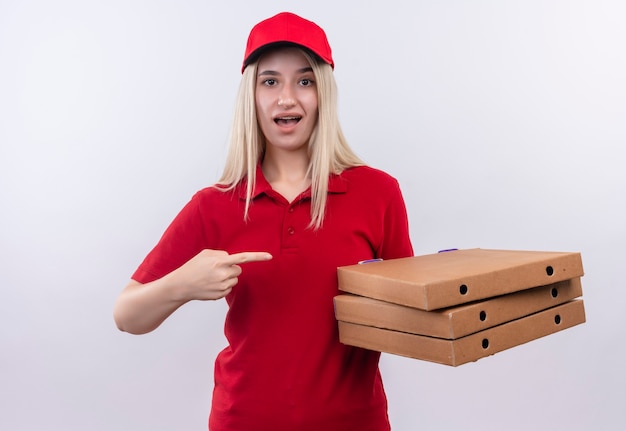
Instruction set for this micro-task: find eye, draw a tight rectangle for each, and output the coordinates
[262,78,277,86]
[299,78,314,86]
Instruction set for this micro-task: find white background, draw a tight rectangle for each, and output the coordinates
[1,0,624,430]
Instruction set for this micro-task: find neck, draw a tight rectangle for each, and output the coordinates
[262,147,310,183]
[262,148,311,202]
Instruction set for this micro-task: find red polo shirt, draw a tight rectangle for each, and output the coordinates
[132,165,413,431]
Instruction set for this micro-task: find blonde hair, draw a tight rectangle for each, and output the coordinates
[218,49,364,229]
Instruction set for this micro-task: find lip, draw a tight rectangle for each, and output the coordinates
[273,111,302,119]
[273,113,302,127]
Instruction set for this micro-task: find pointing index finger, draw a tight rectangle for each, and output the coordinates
[227,252,273,265]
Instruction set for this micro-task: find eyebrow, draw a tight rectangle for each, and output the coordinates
[258,66,314,77]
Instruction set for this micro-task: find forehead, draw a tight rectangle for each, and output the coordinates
[256,47,312,72]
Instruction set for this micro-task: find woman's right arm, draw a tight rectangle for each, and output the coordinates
[113,249,272,334]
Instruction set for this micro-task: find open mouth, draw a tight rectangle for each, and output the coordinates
[274,116,302,125]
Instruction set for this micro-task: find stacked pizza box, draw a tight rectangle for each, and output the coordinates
[334,249,586,366]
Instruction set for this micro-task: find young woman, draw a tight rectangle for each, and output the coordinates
[114,12,413,431]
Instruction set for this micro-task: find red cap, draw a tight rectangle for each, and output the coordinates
[242,12,334,73]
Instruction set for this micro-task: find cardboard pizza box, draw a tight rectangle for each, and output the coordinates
[334,277,583,339]
[338,299,586,366]
[337,249,583,310]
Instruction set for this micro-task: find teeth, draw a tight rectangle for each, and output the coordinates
[274,116,301,124]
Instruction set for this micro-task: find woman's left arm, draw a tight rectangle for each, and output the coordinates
[379,180,414,259]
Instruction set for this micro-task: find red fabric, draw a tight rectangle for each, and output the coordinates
[242,12,334,72]
[132,165,413,431]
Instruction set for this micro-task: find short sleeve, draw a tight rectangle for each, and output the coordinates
[131,193,207,283]
[378,178,414,260]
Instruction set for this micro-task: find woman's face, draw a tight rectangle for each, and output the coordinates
[255,47,319,155]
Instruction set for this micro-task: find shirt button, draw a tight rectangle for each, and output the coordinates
[288,207,295,213]
[287,227,295,235]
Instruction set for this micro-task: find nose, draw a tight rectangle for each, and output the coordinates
[277,97,296,108]
[278,88,296,108]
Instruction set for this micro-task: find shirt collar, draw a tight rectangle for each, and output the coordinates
[238,164,348,200]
